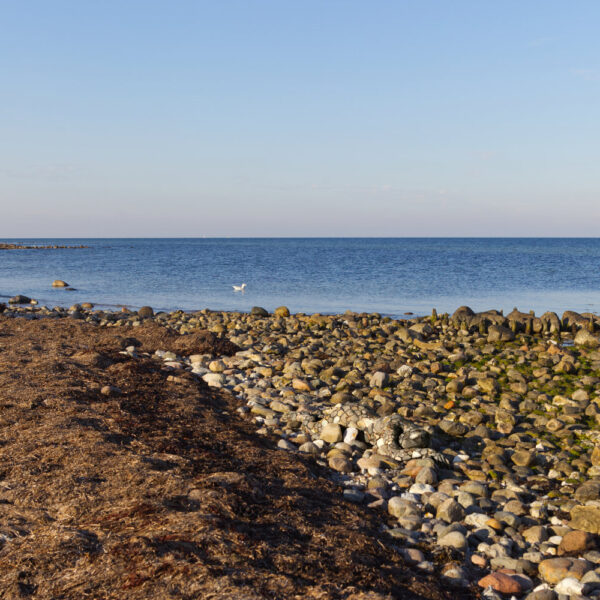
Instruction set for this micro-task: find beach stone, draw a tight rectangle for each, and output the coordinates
[9,295,31,304]
[478,572,522,595]
[488,325,515,342]
[330,392,353,404]
[343,489,365,503]
[202,373,225,387]
[138,306,154,318]
[574,329,599,347]
[436,498,465,523]
[538,557,591,584]
[292,378,312,391]
[250,306,269,317]
[438,531,467,551]
[512,450,534,467]
[495,410,516,434]
[328,456,352,473]
[571,506,600,534]
[344,427,359,444]
[452,306,475,322]
[52,280,69,287]
[575,481,600,503]
[525,589,557,600]
[369,371,388,388]
[479,378,499,395]
[558,531,596,556]
[396,365,413,378]
[523,525,549,544]
[554,577,584,596]
[438,420,469,436]
[388,497,420,520]
[409,483,435,495]
[277,439,296,451]
[299,442,319,454]
[400,548,425,565]
[320,423,343,443]
[415,466,438,485]
[274,306,290,317]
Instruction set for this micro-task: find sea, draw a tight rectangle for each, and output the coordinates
[0,238,599,319]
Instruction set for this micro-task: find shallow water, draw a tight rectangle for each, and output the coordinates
[0,238,599,318]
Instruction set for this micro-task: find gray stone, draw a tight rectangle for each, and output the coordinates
[437,498,465,523]
[438,531,467,551]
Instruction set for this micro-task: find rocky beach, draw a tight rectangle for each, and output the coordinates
[1,300,600,599]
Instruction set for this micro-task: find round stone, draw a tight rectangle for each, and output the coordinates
[138,306,154,318]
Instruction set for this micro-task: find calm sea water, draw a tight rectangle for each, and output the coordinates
[0,238,599,318]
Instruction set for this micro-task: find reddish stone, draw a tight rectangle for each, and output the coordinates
[558,530,595,556]
[478,572,522,595]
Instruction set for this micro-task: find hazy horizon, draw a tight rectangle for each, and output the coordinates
[2,1,599,237]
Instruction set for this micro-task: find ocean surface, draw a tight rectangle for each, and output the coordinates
[1,238,599,318]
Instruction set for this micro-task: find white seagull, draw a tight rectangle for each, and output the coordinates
[232,283,247,292]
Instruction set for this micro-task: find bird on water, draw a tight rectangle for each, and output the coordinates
[232,283,247,292]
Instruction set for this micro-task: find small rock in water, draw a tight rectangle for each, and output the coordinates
[9,294,31,304]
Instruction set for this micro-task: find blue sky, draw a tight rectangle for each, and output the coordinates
[1,1,599,236]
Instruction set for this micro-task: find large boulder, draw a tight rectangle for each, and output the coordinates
[52,280,69,287]
[452,306,475,324]
[274,306,290,317]
[574,329,599,347]
[540,311,562,333]
[487,324,515,342]
[563,310,588,330]
[506,308,534,332]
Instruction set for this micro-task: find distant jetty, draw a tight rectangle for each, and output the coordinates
[0,242,88,250]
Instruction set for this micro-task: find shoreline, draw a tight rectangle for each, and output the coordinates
[1,303,600,597]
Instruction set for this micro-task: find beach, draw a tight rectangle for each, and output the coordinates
[1,302,600,598]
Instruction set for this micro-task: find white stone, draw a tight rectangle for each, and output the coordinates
[465,513,491,528]
[344,427,358,444]
[554,577,584,596]
[548,535,562,545]
[452,453,470,464]
[409,483,435,495]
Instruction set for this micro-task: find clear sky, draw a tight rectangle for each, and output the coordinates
[1,1,599,237]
